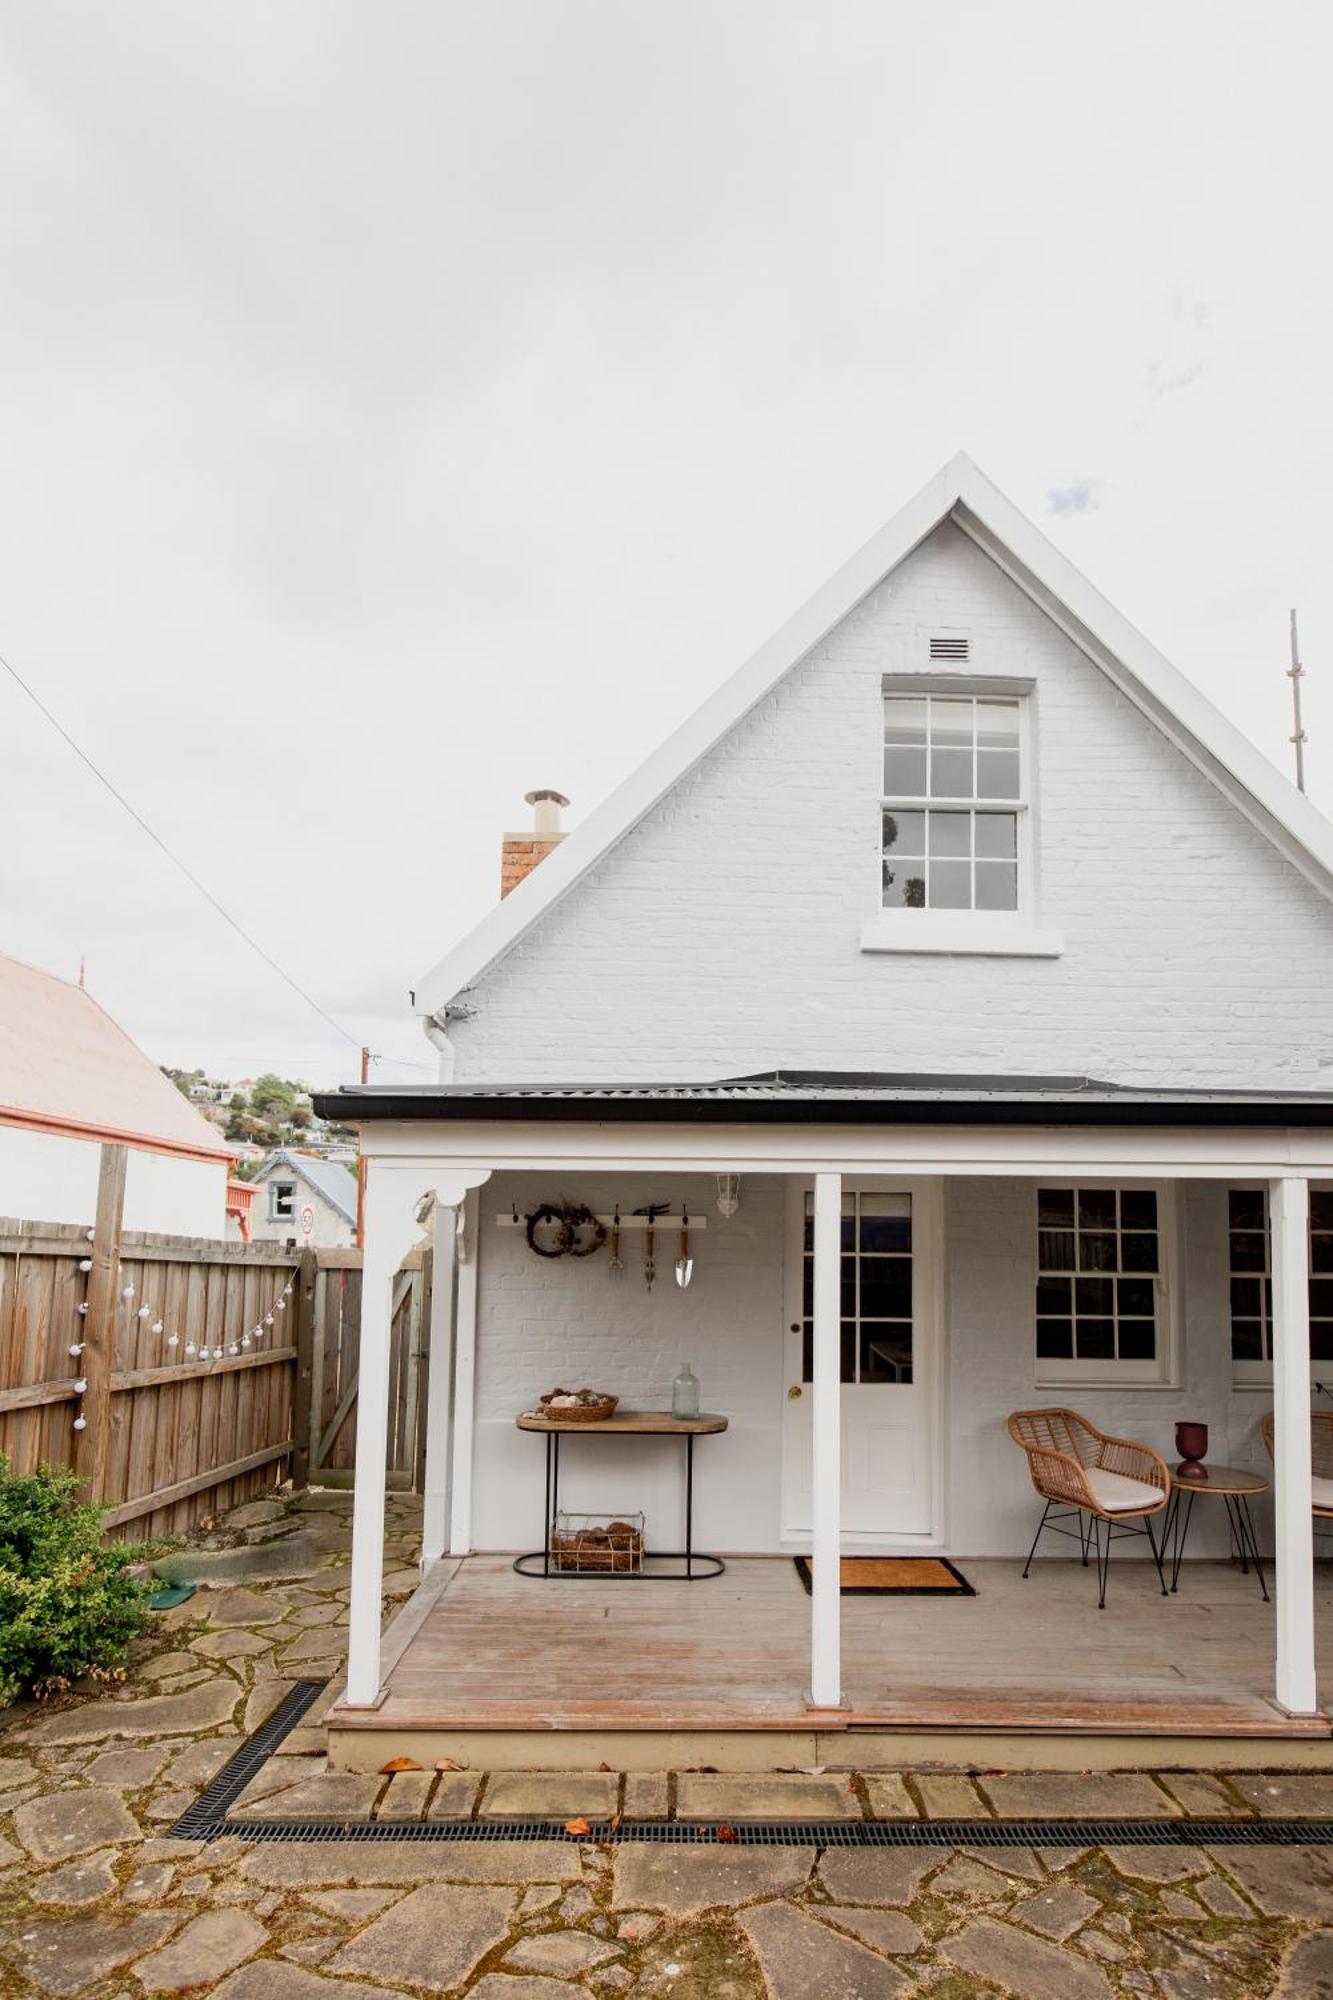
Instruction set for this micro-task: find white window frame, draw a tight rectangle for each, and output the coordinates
[861,675,1062,957]
[1227,1181,1333,1389]
[1033,1180,1182,1389]
[269,1180,297,1222]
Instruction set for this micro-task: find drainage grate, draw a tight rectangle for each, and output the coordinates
[170,1687,1333,1849]
[180,1814,1333,1849]
[171,1679,328,1840]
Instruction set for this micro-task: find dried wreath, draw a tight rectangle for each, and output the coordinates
[524,1200,607,1259]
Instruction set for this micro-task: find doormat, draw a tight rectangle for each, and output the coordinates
[793,1556,975,1597]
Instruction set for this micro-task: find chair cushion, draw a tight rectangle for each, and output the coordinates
[1312,1474,1333,1512]
[1085,1467,1165,1513]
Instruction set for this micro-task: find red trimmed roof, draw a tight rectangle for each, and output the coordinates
[0,953,231,1165]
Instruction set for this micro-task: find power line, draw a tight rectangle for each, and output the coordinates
[1,644,362,1049]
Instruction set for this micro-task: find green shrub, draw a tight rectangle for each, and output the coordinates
[0,1456,151,1702]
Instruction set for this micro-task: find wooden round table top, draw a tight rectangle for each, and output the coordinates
[1169,1463,1269,1496]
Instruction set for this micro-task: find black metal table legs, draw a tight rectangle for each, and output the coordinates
[514,1426,724,1580]
[1165,1487,1269,1601]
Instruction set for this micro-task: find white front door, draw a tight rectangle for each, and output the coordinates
[780,1180,941,1545]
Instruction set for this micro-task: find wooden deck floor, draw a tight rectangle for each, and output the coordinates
[331,1554,1333,1742]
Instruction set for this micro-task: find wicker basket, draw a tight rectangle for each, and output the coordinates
[537,1391,619,1424]
[550,1512,644,1573]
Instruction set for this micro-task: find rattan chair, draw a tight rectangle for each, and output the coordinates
[1260,1411,1333,1534]
[1007,1407,1170,1609]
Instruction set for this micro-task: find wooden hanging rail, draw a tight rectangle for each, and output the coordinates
[496,1212,707,1230]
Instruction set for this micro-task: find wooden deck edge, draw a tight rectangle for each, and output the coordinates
[325,1723,1333,1774]
[325,1706,1332,1739]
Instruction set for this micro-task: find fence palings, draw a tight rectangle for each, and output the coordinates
[0,1153,429,1535]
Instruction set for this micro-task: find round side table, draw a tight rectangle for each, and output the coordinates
[1165,1464,1269,1601]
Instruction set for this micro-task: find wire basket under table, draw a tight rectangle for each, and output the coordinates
[550,1512,645,1574]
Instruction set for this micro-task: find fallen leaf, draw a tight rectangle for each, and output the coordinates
[380,1757,422,1774]
[716,1824,737,1843]
[609,1810,623,1834]
[564,1817,591,1837]
[434,1758,465,1772]
[598,1762,615,1773]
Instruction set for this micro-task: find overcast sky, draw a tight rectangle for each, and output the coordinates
[2,1,1330,1088]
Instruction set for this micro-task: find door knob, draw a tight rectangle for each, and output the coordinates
[787,1385,803,1399]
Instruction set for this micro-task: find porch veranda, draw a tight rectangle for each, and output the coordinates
[326,1549,1333,1767]
[328,1084,1333,1752]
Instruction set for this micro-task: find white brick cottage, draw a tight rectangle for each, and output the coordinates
[318,456,1333,1757]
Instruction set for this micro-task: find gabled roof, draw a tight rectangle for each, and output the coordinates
[414,453,1333,1017]
[0,953,231,1164]
[254,1147,358,1224]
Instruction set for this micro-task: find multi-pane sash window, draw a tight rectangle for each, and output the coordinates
[801,1192,912,1385]
[882,693,1023,912]
[1228,1188,1333,1365]
[1036,1188,1160,1364]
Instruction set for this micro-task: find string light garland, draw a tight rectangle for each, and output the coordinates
[68,1255,298,1433]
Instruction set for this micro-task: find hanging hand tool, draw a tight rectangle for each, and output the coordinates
[674,1206,693,1288]
[609,1204,624,1279]
[634,1202,670,1290]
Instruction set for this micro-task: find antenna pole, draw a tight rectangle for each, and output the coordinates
[1288,608,1307,793]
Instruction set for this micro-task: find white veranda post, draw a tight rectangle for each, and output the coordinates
[1270,1175,1318,1716]
[810,1170,843,1709]
[345,1164,489,1710]
[419,1202,458,1568]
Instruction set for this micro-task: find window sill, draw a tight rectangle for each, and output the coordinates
[1036,1371,1178,1391]
[860,914,1064,957]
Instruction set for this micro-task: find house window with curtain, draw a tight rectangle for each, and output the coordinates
[1228,1186,1333,1378]
[1035,1187,1172,1384]
[881,692,1025,913]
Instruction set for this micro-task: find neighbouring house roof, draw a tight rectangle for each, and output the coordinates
[254,1147,359,1223]
[314,1070,1333,1128]
[0,953,232,1164]
[413,452,1333,1020]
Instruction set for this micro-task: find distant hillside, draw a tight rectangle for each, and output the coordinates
[161,1068,355,1173]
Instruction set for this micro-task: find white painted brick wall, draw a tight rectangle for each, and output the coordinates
[946,1177,1270,1559]
[471,1173,785,1553]
[470,1170,1267,1560]
[448,519,1333,1087]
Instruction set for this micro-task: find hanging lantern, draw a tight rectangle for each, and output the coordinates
[69,1342,85,1358]
[73,1378,87,1394]
[78,1258,92,1274]
[72,1414,87,1432]
[151,1320,163,1334]
[167,1334,179,1348]
[121,1284,134,1299]
[77,1302,89,1316]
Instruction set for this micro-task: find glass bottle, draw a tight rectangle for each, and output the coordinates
[672,1361,700,1421]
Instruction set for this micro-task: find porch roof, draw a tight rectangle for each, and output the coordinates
[315,1069,1333,1128]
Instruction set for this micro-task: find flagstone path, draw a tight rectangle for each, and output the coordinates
[0,1486,1328,1996]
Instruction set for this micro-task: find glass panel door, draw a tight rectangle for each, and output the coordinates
[801,1192,912,1384]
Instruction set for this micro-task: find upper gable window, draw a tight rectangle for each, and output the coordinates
[882,694,1024,913]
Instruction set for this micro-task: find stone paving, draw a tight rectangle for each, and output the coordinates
[0,1485,1329,1996]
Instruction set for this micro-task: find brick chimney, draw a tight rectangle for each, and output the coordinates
[500,789,570,898]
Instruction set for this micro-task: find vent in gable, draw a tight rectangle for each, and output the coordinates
[929,636,969,661]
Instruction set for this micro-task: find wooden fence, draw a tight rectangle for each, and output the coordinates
[0,1144,429,1537]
